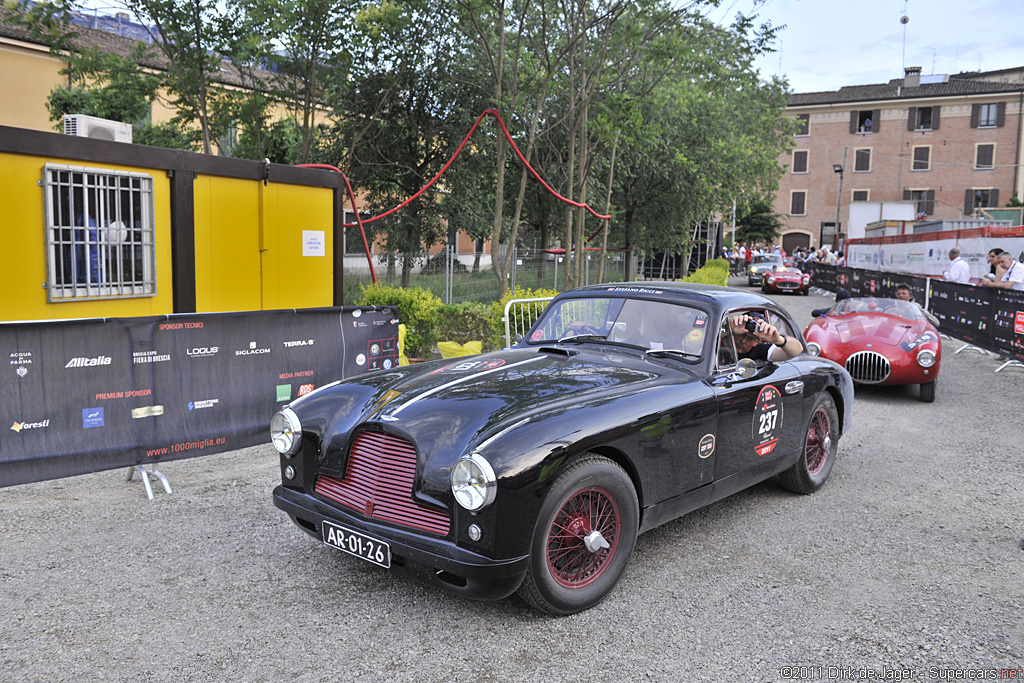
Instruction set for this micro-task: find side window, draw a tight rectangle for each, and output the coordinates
[767,311,801,350]
[43,163,156,302]
[717,318,738,369]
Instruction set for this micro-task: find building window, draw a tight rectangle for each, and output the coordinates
[908,105,940,131]
[790,191,806,216]
[43,163,155,302]
[972,102,1005,128]
[792,150,808,174]
[794,114,809,136]
[966,188,999,213]
[912,146,930,171]
[344,211,373,255]
[851,109,878,133]
[904,189,935,217]
[853,148,871,172]
[975,143,995,170]
[852,190,869,202]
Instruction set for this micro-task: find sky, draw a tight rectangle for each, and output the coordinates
[708,0,1024,93]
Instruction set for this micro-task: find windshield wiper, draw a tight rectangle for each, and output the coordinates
[557,333,608,344]
[645,348,702,360]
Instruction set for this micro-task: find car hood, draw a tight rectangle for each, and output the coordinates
[309,346,695,482]
[819,314,919,347]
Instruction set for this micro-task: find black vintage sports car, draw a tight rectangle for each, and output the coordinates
[270,283,854,615]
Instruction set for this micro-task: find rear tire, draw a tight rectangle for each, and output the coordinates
[517,455,638,616]
[778,394,838,494]
[920,379,936,403]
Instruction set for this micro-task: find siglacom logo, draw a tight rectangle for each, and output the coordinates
[235,341,270,356]
[65,355,112,368]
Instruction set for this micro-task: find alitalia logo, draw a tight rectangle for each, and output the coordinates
[65,356,112,368]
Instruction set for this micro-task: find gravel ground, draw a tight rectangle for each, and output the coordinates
[2,280,1023,683]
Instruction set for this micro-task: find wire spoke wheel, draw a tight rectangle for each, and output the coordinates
[546,487,621,588]
[518,455,638,615]
[804,408,831,476]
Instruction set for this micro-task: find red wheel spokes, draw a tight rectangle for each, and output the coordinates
[546,487,621,588]
[805,408,831,475]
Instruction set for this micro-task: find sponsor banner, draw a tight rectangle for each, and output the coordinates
[0,306,398,487]
[809,265,1023,363]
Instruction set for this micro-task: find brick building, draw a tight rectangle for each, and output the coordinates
[775,67,1024,254]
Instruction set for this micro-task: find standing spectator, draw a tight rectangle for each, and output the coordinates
[944,247,971,284]
[744,243,753,270]
[981,251,1024,291]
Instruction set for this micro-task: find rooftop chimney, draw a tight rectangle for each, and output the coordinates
[904,66,922,88]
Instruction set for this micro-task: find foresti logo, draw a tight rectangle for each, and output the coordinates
[11,419,49,432]
[65,355,112,368]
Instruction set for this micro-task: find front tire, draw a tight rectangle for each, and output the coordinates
[778,394,838,494]
[517,455,639,615]
[920,379,936,403]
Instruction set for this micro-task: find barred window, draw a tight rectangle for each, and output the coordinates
[43,163,156,302]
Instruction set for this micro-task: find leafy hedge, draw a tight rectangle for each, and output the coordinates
[679,258,730,286]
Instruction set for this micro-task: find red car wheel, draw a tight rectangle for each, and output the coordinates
[518,455,638,615]
[778,394,838,494]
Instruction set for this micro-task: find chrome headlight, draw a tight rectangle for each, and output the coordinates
[451,453,496,511]
[806,341,821,356]
[270,408,302,456]
[917,348,937,367]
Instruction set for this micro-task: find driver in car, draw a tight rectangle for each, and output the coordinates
[731,312,802,362]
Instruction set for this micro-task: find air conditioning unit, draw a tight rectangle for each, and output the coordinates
[63,114,133,143]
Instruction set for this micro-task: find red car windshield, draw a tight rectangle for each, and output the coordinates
[832,298,925,322]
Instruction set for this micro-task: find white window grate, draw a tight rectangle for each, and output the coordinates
[42,163,156,302]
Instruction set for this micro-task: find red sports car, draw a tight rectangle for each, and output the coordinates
[803,297,941,402]
[762,267,811,295]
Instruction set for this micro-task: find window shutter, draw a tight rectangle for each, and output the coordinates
[991,189,999,207]
[907,107,917,131]
[849,112,858,134]
[931,106,941,130]
[970,104,980,128]
[996,102,1006,127]
[903,189,912,201]
[965,189,974,212]
[872,109,881,133]
[925,190,935,215]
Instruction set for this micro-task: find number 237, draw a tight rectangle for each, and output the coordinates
[758,409,778,434]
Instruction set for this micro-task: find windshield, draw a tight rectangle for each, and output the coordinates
[832,297,925,321]
[753,255,783,265]
[526,297,710,357]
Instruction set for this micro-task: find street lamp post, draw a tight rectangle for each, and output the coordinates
[832,156,846,250]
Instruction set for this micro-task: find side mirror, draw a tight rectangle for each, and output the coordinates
[811,310,822,318]
[736,358,757,379]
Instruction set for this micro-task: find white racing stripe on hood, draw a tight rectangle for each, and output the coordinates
[388,356,545,417]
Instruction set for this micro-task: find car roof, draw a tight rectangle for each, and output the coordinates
[568,281,784,315]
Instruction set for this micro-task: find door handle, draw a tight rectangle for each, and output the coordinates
[784,380,804,395]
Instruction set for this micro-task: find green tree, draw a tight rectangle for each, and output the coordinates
[735,198,784,245]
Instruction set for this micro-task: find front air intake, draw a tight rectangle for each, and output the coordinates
[845,351,891,384]
[314,430,450,536]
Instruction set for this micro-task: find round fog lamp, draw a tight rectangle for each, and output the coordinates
[806,342,821,356]
[284,465,295,480]
[451,453,496,511]
[270,408,302,456]
[468,524,482,541]
[917,349,936,368]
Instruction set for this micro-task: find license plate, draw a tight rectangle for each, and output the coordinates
[322,521,391,568]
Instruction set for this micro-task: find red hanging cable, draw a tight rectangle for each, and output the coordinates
[294,163,377,284]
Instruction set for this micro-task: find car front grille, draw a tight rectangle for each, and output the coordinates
[776,281,798,289]
[314,430,450,536]
[845,351,891,384]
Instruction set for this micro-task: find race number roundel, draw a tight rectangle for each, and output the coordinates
[752,384,783,457]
